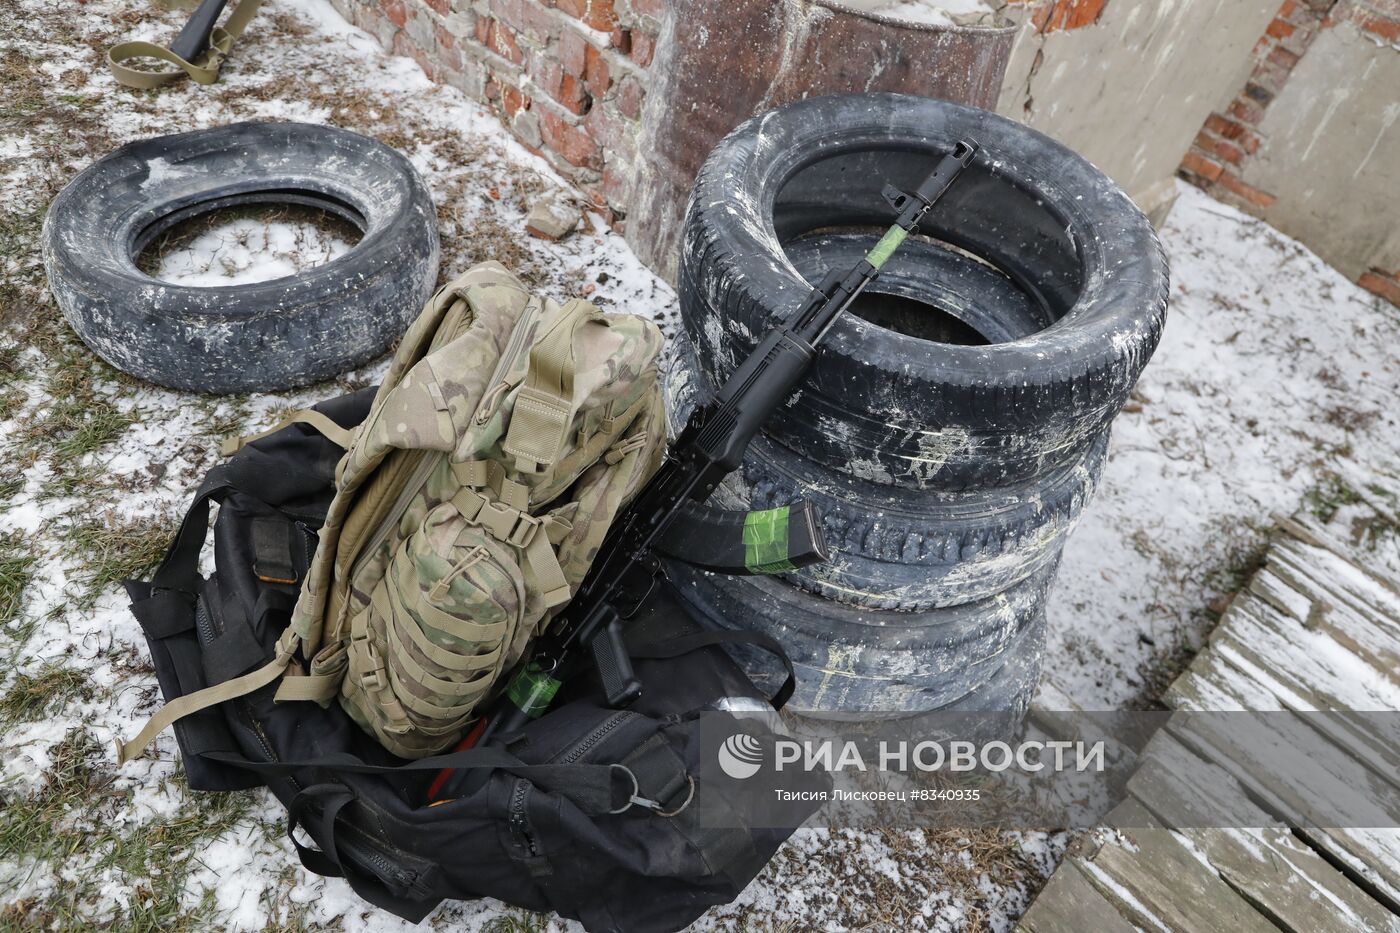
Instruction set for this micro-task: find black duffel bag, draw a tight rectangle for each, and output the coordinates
[124,388,822,932]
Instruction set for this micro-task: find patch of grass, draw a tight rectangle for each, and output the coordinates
[1305,471,1364,522]
[0,727,258,931]
[0,663,94,726]
[480,913,549,933]
[0,531,36,628]
[62,512,175,608]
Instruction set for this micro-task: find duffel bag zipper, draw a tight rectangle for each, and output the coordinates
[509,779,539,858]
[194,599,216,645]
[558,711,632,765]
[338,831,424,890]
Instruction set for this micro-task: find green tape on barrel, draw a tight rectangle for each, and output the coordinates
[743,506,795,574]
[865,225,908,270]
[506,663,561,718]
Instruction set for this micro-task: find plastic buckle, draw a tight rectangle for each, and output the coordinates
[507,512,541,548]
[475,500,516,541]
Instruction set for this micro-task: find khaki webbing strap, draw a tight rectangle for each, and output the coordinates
[503,299,596,472]
[221,409,354,456]
[107,0,262,89]
[524,528,572,608]
[348,604,413,734]
[385,559,511,660]
[272,670,340,703]
[117,628,296,764]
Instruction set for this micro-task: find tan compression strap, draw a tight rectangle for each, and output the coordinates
[107,0,262,89]
[503,299,597,472]
[221,409,354,456]
[116,629,296,764]
[524,529,572,608]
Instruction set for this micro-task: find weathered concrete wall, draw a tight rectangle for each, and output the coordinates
[1241,20,1399,283]
[994,0,1280,223]
[1180,0,1400,305]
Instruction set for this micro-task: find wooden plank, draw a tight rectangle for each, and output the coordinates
[1070,825,1278,933]
[1019,858,1140,933]
[1116,736,1400,932]
[1294,827,1400,916]
[1127,731,1283,829]
[1269,536,1400,648]
[1190,826,1400,933]
[1277,512,1400,599]
[1123,733,1400,931]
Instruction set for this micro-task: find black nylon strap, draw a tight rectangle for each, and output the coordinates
[287,784,441,922]
[202,747,622,814]
[631,630,796,711]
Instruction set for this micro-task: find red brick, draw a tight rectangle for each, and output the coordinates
[1034,0,1106,32]
[584,101,627,150]
[475,14,492,44]
[558,29,587,75]
[1359,271,1400,308]
[630,30,654,67]
[490,0,524,30]
[1192,132,1243,165]
[380,0,407,29]
[610,28,631,54]
[488,20,524,66]
[1266,17,1296,39]
[1237,128,1261,155]
[583,43,610,96]
[1205,113,1245,140]
[631,0,666,17]
[435,23,463,71]
[1229,98,1265,125]
[502,84,528,119]
[556,71,591,114]
[519,3,557,41]
[424,0,449,14]
[616,74,643,119]
[1358,14,1400,42]
[540,110,601,169]
[1266,44,1300,69]
[1217,171,1276,207]
[1180,152,1224,182]
[1279,0,1298,17]
[557,0,618,32]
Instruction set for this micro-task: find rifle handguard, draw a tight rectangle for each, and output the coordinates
[656,501,829,575]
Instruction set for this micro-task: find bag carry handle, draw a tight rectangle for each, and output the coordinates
[287,784,441,922]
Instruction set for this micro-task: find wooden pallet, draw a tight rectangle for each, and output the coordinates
[1020,508,1400,932]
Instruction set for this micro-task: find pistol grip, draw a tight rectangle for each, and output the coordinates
[591,611,642,708]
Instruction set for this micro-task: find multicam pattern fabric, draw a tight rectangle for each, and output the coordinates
[284,262,667,758]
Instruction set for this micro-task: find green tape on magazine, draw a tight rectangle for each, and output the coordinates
[743,506,795,574]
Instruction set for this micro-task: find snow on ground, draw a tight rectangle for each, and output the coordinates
[0,0,1397,930]
[1051,184,1400,709]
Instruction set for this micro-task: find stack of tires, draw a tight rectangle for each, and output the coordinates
[663,94,1169,719]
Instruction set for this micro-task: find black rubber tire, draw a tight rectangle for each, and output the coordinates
[665,335,1103,610]
[680,92,1168,490]
[42,121,440,394]
[663,556,1054,718]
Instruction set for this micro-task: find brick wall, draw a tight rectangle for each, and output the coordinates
[330,0,664,230]
[1179,0,1400,306]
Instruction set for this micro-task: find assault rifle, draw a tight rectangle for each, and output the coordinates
[446,140,979,772]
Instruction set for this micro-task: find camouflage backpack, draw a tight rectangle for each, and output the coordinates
[119,262,667,761]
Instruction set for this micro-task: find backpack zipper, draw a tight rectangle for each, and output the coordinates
[349,297,545,582]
